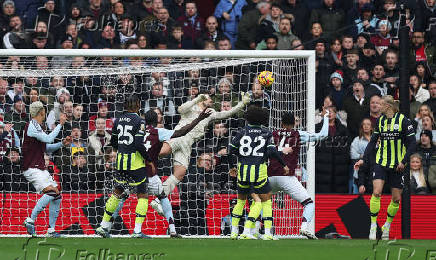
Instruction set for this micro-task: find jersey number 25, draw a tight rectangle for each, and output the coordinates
[239,136,265,156]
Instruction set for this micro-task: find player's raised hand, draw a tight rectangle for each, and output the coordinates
[62,136,72,146]
[198,108,213,120]
[241,92,251,105]
[229,168,237,177]
[324,109,330,118]
[359,185,366,194]
[354,159,364,170]
[59,113,67,125]
[283,165,290,175]
[396,162,405,172]
[198,93,209,102]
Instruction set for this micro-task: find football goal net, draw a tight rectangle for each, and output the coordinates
[0,49,315,238]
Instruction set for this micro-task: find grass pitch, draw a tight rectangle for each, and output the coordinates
[1,237,435,260]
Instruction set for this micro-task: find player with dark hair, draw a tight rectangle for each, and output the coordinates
[23,101,72,237]
[257,110,329,239]
[229,105,289,240]
[96,95,154,238]
[355,95,416,240]
[106,108,212,238]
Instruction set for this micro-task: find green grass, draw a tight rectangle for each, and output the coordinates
[1,237,435,260]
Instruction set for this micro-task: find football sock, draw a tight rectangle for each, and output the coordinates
[48,195,61,229]
[111,197,126,221]
[386,200,400,224]
[243,201,262,235]
[231,199,245,234]
[262,200,272,236]
[161,197,176,233]
[163,175,180,196]
[134,198,148,233]
[302,200,315,223]
[370,195,381,224]
[101,194,121,228]
[31,194,54,221]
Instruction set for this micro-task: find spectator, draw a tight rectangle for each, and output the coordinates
[236,1,270,49]
[217,36,232,50]
[370,63,388,96]
[328,71,346,110]
[130,0,154,21]
[417,130,435,173]
[0,122,19,157]
[303,22,323,50]
[415,61,434,87]
[315,105,350,193]
[103,1,125,26]
[409,153,429,194]
[95,24,120,49]
[355,32,370,49]
[256,34,278,50]
[167,0,185,20]
[415,103,433,136]
[350,3,378,39]
[330,37,344,68]
[256,3,283,43]
[356,67,380,98]
[4,96,27,136]
[167,25,190,49]
[273,17,299,50]
[72,104,88,135]
[341,34,354,54]
[0,1,15,38]
[341,48,360,87]
[367,94,382,127]
[3,15,26,49]
[280,0,310,39]
[315,94,347,126]
[309,0,345,40]
[51,34,74,69]
[138,0,164,35]
[370,20,392,55]
[0,78,12,113]
[46,88,70,130]
[136,34,148,49]
[360,42,379,69]
[248,79,271,109]
[82,0,109,21]
[351,118,373,193]
[61,151,96,192]
[88,117,111,165]
[177,1,204,48]
[6,78,24,104]
[410,74,430,103]
[214,0,247,48]
[314,38,334,107]
[88,102,114,134]
[291,38,304,50]
[409,31,436,75]
[424,80,436,114]
[196,16,225,49]
[0,147,31,192]
[343,80,370,138]
[36,0,64,37]
[144,81,176,117]
[212,78,239,111]
[415,0,436,45]
[420,115,436,142]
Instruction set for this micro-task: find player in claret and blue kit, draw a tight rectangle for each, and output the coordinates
[23,101,72,237]
[229,105,289,240]
[263,110,329,239]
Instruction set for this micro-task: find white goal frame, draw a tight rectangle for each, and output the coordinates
[0,49,316,237]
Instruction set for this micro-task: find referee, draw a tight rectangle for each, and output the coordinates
[355,95,416,240]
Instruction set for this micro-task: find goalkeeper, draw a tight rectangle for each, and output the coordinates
[228,106,289,240]
[160,91,251,197]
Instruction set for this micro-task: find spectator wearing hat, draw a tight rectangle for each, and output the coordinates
[370,19,392,55]
[66,4,82,27]
[409,31,436,74]
[214,0,247,48]
[341,48,360,88]
[177,1,204,48]
[360,42,379,69]
[355,32,370,49]
[315,38,335,108]
[417,129,436,173]
[236,1,270,50]
[328,71,346,110]
[280,0,310,39]
[129,0,154,21]
[308,0,345,40]
[0,0,16,39]
[4,95,27,136]
[350,3,378,39]
[3,15,26,49]
[88,101,114,134]
[343,80,370,138]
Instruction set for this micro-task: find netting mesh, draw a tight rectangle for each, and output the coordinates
[0,55,311,237]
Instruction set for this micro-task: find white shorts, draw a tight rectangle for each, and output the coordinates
[167,135,194,168]
[148,175,163,196]
[269,176,310,204]
[23,168,57,193]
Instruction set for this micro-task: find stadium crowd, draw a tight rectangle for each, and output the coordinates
[0,0,436,234]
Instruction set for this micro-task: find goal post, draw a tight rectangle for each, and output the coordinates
[0,49,315,237]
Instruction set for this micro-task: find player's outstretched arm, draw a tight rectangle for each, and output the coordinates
[109,119,119,150]
[398,118,417,171]
[299,110,329,144]
[210,92,251,121]
[27,114,66,144]
[177,94,208,114]
[171,108,212,139]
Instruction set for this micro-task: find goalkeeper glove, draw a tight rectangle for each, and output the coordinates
[241,92,251,105]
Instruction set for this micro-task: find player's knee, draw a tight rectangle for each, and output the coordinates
[372,192,382,198]
[137,193,148,199]
[392,196,401,204]
[113,188,125,198]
